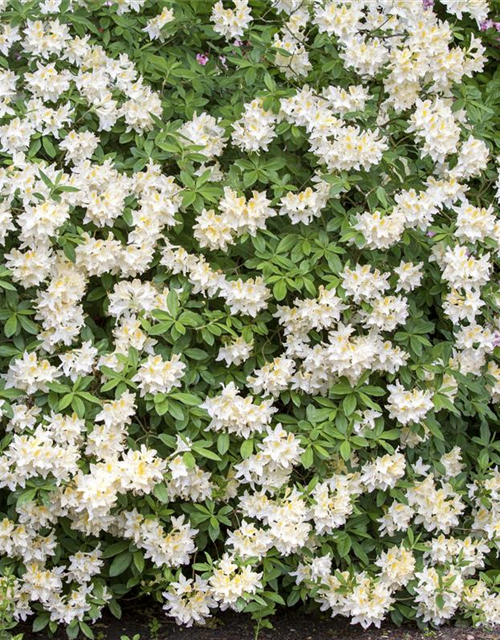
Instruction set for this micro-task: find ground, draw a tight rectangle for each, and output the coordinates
[17,604,500,640]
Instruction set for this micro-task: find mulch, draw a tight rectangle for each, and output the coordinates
[18,602,500,640]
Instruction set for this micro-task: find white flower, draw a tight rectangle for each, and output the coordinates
[442,245,491,291]
[247,357,295,397]
[133,354,186,396]
[408,98,461,163]
[454,201,496,243]
[209,553,262,606]
[220,276,271,317]
[178,112,227,160]
[386,382,434,426]
[59,342,98,382]
[216,336,253,366]
[232,99,277,154]
[163,575,216,627]
[143,7,175,41]
[4,351,61,394]
[201,381,276,438]
[360,452,406,492]
[394,262,423,292]
[375,546,415,588]
[211,0,252,40]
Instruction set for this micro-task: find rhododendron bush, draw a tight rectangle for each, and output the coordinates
[2,0,500,636]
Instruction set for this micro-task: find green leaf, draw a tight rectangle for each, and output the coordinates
[0,280,16,291]
[158,433,176,448]
[4,315,17,338]
[108,598,122,620]
[170,392,202,406]
[340,440,351,461]
[79,622,94,639]
[168,399,185,420]
[352,539,369,565]
[425,418,444,440]
[147,322,173,336]
[273,279,287,301]
[342,394,357,417]
[133,550,145,573]
[42,136,57,158]
[32,613,50,633]
[240,439,254,459]
[182,190,197,206]
[71,395,86,417]
[58,394,74,410]
[109,551,133,577]
[192,444,221,461]
[63,242,76,263]
[167,290,179,318]
[376,186,388,207]
[336,532,352,558]
[153,483,169,503]
[379,429,401,440]
[16,488,37,507]
[0,345,20,357]
[264,73,276,91]
[155,399,169,415]
[276,235,297,254]
[102,541,130,559]
[217,432,230,455]
[48,382,69,394]
[184,348,208,360]
[301,446,314,469]
[183,451,196,469]
[433,393,459,415]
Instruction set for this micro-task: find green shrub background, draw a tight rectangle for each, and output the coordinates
[1,0,500,637]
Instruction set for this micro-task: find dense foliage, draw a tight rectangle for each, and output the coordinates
[1,0,500,637]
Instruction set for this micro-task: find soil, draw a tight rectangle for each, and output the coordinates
[17,602,500,640]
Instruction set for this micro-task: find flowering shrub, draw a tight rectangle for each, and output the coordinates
[2,0,500,636]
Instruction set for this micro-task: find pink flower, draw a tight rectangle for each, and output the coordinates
[196,53,209,66]
[481,19,500,31]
